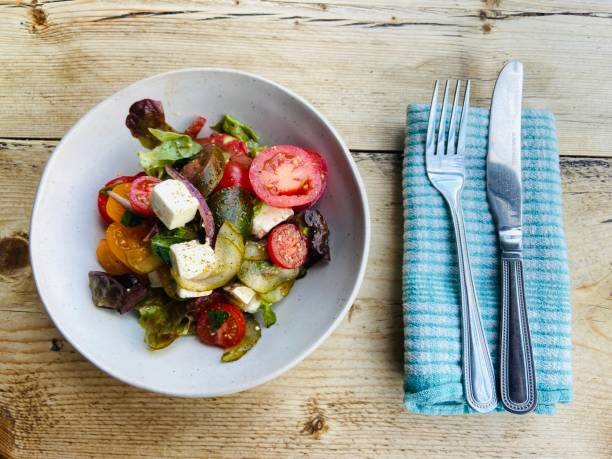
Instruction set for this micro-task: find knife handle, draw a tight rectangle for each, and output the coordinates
[500,253,537,414]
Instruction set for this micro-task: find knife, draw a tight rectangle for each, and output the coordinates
[487,60,537,414]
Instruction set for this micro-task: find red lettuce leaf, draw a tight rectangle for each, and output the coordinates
[125,99,174,149]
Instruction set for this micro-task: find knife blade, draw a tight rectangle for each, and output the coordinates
[487,60,538,414]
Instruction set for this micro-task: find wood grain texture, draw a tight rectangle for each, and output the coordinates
[1,1,612,156]
[1,1,611,457]
[0,138,611,459]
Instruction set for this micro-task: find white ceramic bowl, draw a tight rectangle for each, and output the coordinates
[30,68,370,397]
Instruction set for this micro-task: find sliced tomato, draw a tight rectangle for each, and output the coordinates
[302,148,328,206]
[97,173,144,224]
[185,116,206,138]
[249,145,324,208]
[215,158,252,192]
[129,176,161,217]
[197,133,248,157]
[106,182,132,224]
[267,223,308,269]
[196,303,246,348]
[96,239,131,275]
[105,222,163,274]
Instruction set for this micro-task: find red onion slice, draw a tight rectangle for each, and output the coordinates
[165,165,216,247]
[142,221,160,242]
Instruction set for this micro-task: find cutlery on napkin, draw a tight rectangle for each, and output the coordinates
[401,65,572,414]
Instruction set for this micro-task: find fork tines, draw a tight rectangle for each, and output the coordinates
[426,80,471,158]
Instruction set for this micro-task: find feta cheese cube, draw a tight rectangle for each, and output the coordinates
[251,203,294,239]
[176,287,213,299]
[151,179,198,230]
[147,270,162,288]
[224,283,257,309]
[245,296,261,314]
[170,240,216,280]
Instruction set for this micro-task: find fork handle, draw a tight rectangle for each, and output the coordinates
[499,253,537,414]
[450,203,498,413]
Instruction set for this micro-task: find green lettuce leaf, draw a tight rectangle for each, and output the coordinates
[150,226,199,265]
[138,129,202,177]
[136,294,195,350]
[260,302,277,328]
[212,115,260,143]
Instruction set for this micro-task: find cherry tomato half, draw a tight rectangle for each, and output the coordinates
[215,159,252,192]
[249,145,324,208]
[268,223,308,269]
[129,176,161,217]
[196,303,246,348]
[197,133,248,157]
[97,173,144,224]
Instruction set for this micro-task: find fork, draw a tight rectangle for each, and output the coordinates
[425,80,498,413]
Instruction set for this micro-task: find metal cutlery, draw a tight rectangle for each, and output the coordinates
[426,80,498,413]
[487,60,538,414]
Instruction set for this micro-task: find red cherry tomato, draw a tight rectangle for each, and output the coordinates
[128,176,161,217]
[196,303,246,348]
[185,116,206,138]
[97,173,144,224]
[267,223,308,269]
[249,145,324,208]
[197,133,248,157]
[215,159,252,192]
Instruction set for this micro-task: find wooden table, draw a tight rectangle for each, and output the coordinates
[1,1,611,458]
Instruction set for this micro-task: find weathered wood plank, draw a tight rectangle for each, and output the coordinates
[1,1,612,157]
[0,138,610,458]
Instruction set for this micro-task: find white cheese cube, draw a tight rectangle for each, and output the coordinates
[245,296,261,314]
[251,204,294,239]
[147,270,162,288]
[176,287,213,299]
[224,283,257,309]
[151,179,198,230]
[170,240,216,280]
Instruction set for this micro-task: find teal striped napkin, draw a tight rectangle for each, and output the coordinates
[402,105,572,415]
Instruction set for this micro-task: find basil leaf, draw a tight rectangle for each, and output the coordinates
[120,211,142,227]
[138,129,202,177]
[208,309,229,333]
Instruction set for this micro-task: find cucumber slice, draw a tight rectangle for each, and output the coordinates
[208,187,253,238]
[222,316,261,362]
[244,240,268,261]
[259,279,294,303]
[237,260,299,293]
[217,220,245,253]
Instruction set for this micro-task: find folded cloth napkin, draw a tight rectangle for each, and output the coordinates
[402,105,572,415]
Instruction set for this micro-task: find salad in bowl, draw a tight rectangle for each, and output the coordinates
[89,99,330,362]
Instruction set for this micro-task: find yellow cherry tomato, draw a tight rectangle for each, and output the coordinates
[105,222,163,274]
[106,182,131,224]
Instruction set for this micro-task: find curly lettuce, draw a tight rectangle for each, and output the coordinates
[138,129,202,177]
[136,294,195,350]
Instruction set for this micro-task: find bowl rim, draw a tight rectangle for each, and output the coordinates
[29,67,371,397]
